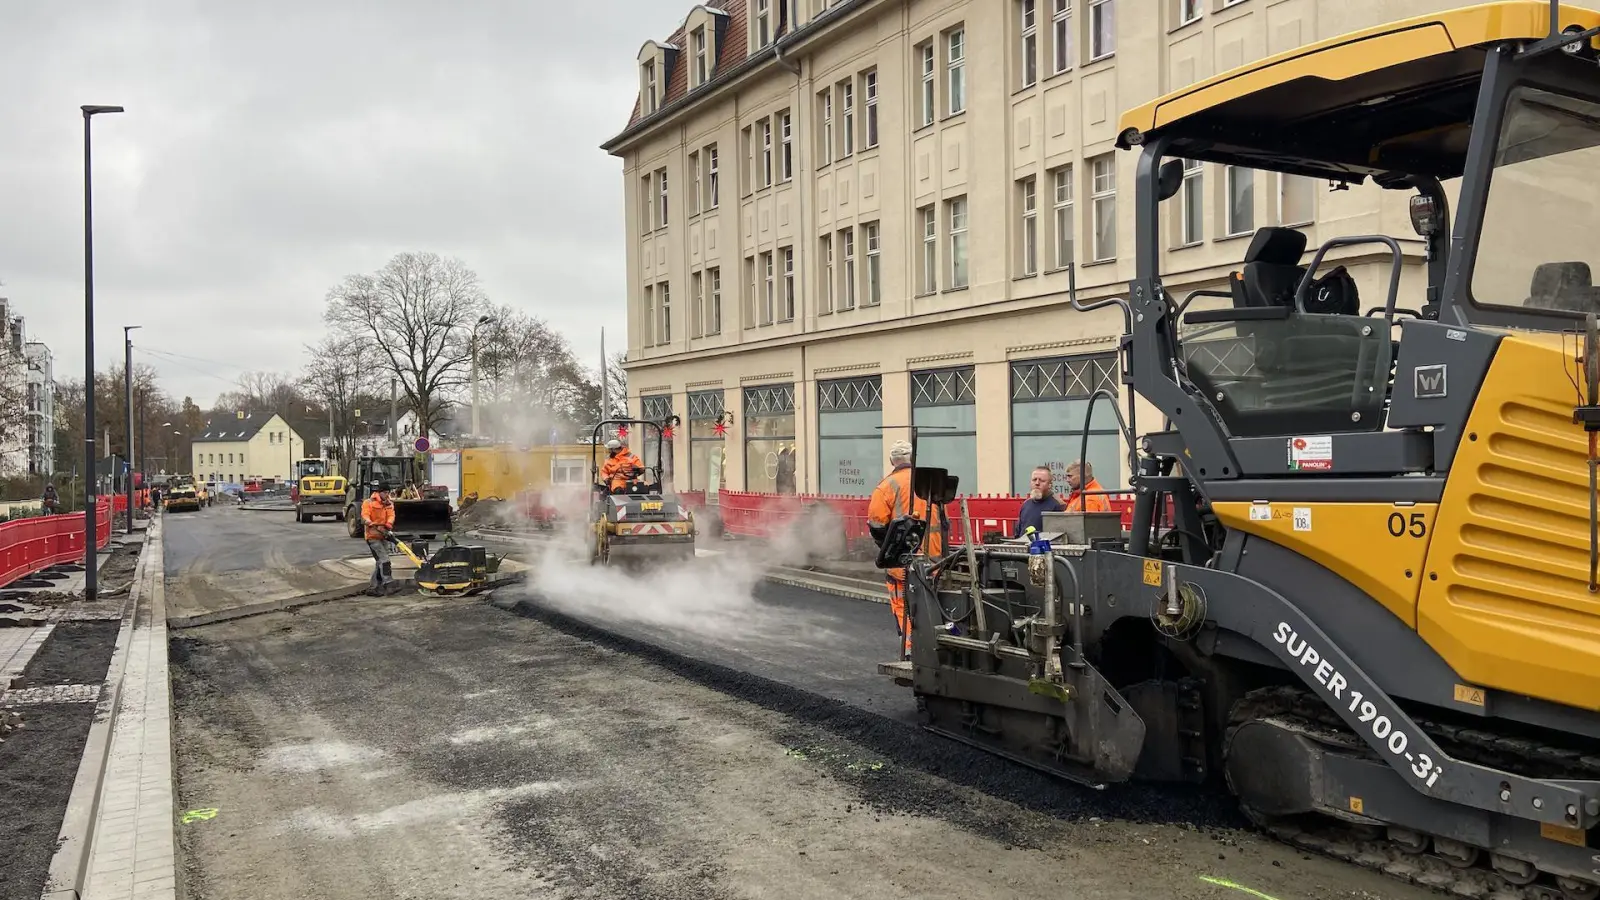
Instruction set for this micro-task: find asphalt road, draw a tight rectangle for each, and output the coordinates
[168,593,1428,900]
[162,506,528,619]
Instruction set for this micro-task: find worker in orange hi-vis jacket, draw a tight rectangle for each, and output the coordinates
[867,440,944,660]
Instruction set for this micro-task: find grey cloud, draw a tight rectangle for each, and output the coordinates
[2,0,674,404]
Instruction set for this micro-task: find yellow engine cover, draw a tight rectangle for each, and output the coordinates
[1420,333,1600,712]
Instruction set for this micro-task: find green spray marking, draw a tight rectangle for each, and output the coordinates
[180,808,219,824]
[1198,875,1283,900]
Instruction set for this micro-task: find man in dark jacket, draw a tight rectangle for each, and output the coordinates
[1016,466,1065,535]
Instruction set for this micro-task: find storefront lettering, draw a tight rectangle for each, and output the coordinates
[833,458,867,488]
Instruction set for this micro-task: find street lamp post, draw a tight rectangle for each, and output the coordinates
[123,324,140,533]
[470,314,494,440]
[81,103,124,601]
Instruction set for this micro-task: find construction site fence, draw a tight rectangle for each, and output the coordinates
[0,498,114,588]
[675,490,1170,546]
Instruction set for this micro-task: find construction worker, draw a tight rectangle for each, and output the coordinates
[1016,465,1066,534]
[867,440,945,660]
[1062,459,1112,512]
[599,439,644,493]
[362,482,397,594]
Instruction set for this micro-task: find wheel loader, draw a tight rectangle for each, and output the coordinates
[587,418,696,567]
[879,4,1600,897]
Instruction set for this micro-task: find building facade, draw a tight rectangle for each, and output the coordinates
[23,342,53,478]
[191,412,306,485]
[605,0,1473,498]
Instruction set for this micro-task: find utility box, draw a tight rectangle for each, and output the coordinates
[1040,511,1122,545]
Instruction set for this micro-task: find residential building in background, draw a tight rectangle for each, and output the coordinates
[604,0,1459,498]
[191,411,306,485]
[0,298,44,479]
[23,341,53,478]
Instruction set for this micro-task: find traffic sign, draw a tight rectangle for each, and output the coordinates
[414,437,430,452]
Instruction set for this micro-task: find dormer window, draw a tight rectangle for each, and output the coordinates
[643,59,658,113]
[693,27,708,87]
[755,0,771,48]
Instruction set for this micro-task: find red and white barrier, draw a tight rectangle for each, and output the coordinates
[0,499,114,588]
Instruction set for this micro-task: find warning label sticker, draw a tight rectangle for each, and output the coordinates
[1249,504,1271,521]
[1288,435,1333,471]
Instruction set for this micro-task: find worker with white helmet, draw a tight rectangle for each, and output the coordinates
[867,439,945,659]
[599,437,645,493]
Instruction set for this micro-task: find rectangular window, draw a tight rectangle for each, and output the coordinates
[689,150,701,215]
[741,126,753,194]
[785,0,798,32]
[1279,173,1315,226]
[693,28,708,85]
[692,270,704,337]
[918,42,935,127]
[841,80,854,156]
[1053,165,1074,268]
[1091,155,1116,261]
[820,233,835,313]
[920,205,937,293]
[1179,0,1202,25]
[707,145,719,208]
[640,173,652,233]
[1011,354,1124,494]
[1052,0,1072,74]
[658,169,669,226]
[781,247,795,321]
[644,60,657,112]
[761,118,773,187]
[756,0,771,46]
[1090,0,1115,60]
[863,70,879,148]
[1020,1,1038,88]
[819,88,834,164]
[1181,158,1203,245]
[947,28,966,115]
[841,227,857,310]
[1226,166,1255,236]
[642,284,655,345]
[658,281,671,342]
[762,251,775,324]
[744,256,756,329]
[708,267,722,334]
[864,221,881,306]
[779,110,793,180]
[948,196,969,288]
[1020,176,1038,276]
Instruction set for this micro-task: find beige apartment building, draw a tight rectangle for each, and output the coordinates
[604,0,1495,500]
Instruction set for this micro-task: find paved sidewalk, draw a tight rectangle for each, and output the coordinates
[42,516,177,900]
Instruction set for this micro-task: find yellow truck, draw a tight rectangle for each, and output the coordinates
[292,458,347,523]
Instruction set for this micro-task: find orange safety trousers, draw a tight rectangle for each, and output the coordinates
[886,575,911,656]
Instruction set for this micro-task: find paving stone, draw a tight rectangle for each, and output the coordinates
[0,683,102,706]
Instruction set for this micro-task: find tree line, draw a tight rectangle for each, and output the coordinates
[24,251,627,502]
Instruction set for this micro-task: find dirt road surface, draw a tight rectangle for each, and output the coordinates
[170,592,1430,900]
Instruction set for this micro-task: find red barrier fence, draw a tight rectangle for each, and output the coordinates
[677,489,1173,546]
[0,499,114,589]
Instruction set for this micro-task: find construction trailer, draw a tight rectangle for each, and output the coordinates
[457,444,592,501]
[878,4,1600,898]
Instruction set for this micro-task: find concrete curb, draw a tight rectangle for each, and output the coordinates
[40,521,153,900]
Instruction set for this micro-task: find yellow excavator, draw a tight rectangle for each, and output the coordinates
[880,4,1600,898]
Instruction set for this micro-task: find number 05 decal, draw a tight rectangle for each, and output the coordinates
[1387,511,1427,538]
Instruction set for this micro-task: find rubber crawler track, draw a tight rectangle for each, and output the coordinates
[502,594,1245,832]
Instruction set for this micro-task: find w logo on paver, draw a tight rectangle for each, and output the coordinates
[1414,364,1447,399]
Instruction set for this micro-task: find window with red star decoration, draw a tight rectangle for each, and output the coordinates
[712,421,727,436]
[616,425,628,439]
[662,426,675,440]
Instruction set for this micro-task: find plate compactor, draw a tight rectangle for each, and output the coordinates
[878,5,1600,898]
[387,537,499,596]
[587,418,697,567]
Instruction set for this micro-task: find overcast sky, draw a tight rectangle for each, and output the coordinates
[1,0,680,408]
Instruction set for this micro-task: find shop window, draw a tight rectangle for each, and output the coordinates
[688,389,728,497]
[1009,353,1123,495]
[744,384,797,494]
[817,376,882,496]
[911,367,977,494]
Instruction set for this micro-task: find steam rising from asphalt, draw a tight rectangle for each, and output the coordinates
[519,484,861,645]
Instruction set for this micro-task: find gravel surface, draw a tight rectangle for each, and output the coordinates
[0,702,98,900]
[14,620,120,688]
[167,595,1428,900]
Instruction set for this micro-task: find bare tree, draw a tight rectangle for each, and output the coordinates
[299,333,384,465]
[323,252,483,440]
[472,304,596,442]
[214,371,306,418]
[604,351,628,419]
